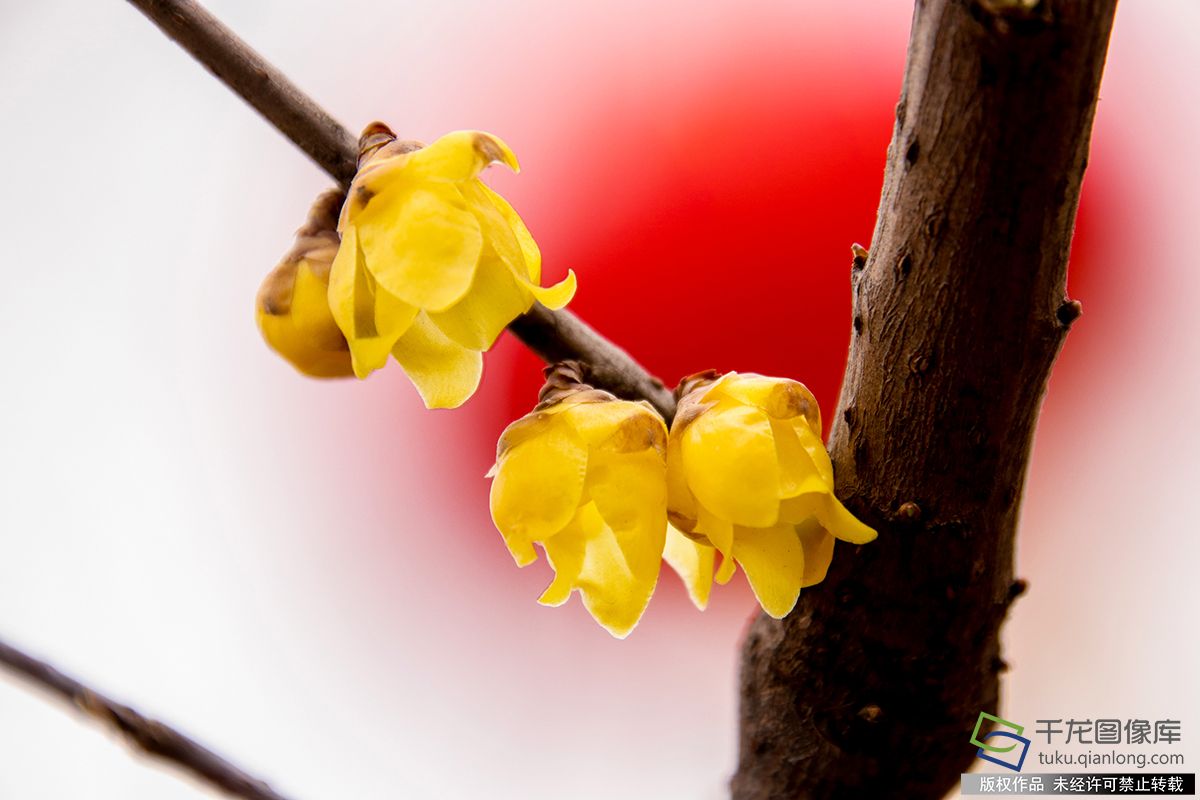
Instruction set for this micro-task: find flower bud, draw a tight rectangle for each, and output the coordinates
[329,123,577,408]
[663,372,876,618]
[489,363,668,638]
[256,189,353,378]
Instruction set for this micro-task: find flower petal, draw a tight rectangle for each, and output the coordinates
[288,260,346,348]
[586,447,668,586]
[666,419,700,531]
[695,504,735,557]
[791,419,835,486]
[341,154,409,228]
[490,416,588,563]
[523,269,577,311]
[457,180,576,312]
[457,180,526,271]
[731,524,805,619]
[797,520,836,587]
[574,502,655,639]
[327,225,418,377]
[402,130,520,182]
[256,258,354,378]
[681,402,782,528]
[563,400,666,454]
[663,524,715,610]
[477,182,542,283]
[770,420,826,498]
[390,313,484,408]
[715,552,737,585]
[814,492,878,545]
[539,519,585,606]
[256,312,352,378]
[540,502,652,638]
[355,183,483,311]
[707,372,773,408]
[779,488,877,545]
[712,373,821,431]
[493,407,566,464]
[427,247,532,351]
[696,505,737,584]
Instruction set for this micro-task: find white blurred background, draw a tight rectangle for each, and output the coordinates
[1,1,1197,798]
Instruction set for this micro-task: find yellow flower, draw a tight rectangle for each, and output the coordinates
[489,366,668,638]
[256,189,354,378]
[663,372,877,618]
[329,123,577,408]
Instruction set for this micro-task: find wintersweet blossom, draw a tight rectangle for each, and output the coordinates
[488,367,668,638]
[664,372,877,618]
[256,189,354,378]
[329,123,576,408]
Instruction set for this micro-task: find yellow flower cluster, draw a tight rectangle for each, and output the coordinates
[664,372,877,619]
[256,124,877,639]
[489,378,668,639]
[257,124,576,408]
[489,368,877,637]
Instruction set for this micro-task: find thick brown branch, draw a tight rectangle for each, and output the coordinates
[732,2,1117,798]
[0,636,293,800]
[125,0,676,420]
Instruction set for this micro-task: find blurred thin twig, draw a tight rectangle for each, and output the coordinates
[0,635,294,800]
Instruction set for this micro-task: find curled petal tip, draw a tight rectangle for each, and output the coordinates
[537,582,571,607]
[528,269,577,311]
[825,497,878,544]
[473,132,520,172]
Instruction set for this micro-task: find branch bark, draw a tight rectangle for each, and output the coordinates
[126,0,676,421]
[0,636,293,800]
[732,1,1116,797]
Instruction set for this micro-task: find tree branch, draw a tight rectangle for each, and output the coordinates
[732,1,1117,797]
[506,305,671,416]
[0,635,293,800]
[126,0,676,421]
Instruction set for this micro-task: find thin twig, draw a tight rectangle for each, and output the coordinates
[125,0,677,421]
[0,635,294,800]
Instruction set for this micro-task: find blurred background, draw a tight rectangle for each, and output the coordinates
[1,1,1196,797]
